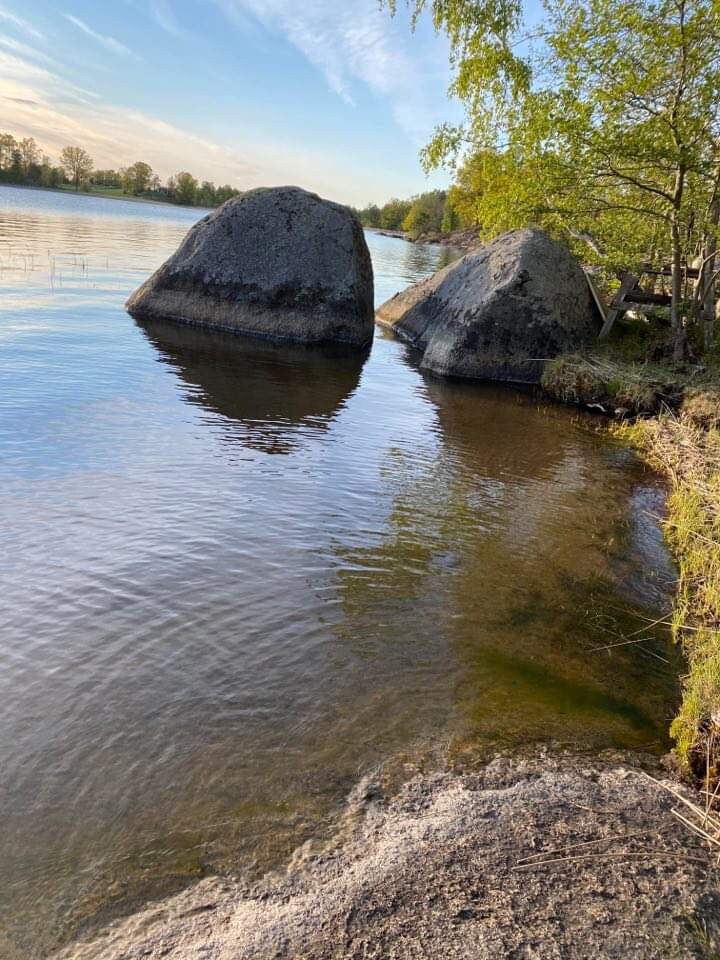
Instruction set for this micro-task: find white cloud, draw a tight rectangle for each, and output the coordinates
[0,5,43,41]
[217,0,455,144]
[64,13,138,58]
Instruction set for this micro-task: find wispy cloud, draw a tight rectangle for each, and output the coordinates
[64,13,138,58]
[0,49,100,104]
[217,0,455,143]
[4,95,39,105]
[150,0,181,35]
[0,5,43,41]
[0,33,56,65]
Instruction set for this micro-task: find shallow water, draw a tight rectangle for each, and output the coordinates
[0,186,678,957]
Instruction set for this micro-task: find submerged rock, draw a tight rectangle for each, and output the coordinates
[376,228,602,383]
[127,186,374,348]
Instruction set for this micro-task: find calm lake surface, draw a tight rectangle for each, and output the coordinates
[0,185,678,957]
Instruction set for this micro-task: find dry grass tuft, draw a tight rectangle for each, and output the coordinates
[683,387,720,429]
[541,354,673,413]
[645,770,720,863]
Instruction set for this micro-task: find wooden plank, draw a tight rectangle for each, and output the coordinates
[583,268,607,325]
[622,291,671,306]
[599,271,638,340]
[615,299,671,312]
[640,264,700,280]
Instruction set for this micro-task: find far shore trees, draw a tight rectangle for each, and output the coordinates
[0,132,15,170]
[92,169,122,189]
[121,161,153,195]
[18,137,39,175]
[355,190,465,238]
[0,130,242,210]
[60,145,94,191]
[171,171,199,205]
[0,133,62,187]
[354,196,414,230]
[402,190,447,238]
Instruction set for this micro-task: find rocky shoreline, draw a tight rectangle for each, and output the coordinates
[54,750,719,959]
[372,226,481,250]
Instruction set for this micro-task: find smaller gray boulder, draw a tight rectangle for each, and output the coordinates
[127,186,374,348]
[376,228,602,383]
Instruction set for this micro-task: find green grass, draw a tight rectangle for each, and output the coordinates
[617,412,720,782]
[56,183,170,204]
[543,336,720,783]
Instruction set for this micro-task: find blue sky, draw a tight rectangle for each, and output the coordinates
[0,0,462,205]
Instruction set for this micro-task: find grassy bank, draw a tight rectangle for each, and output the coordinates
[543,351,720,786]
[55,184,168,204]
[619,413,720,784]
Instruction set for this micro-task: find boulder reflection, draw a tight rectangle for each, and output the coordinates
[137,318,367,454]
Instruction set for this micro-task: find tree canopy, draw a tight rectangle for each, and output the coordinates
[60,145,94,190]
[386,0,720,351]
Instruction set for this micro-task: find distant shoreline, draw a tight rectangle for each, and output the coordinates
[0,181,213,212]
[366,224,479,250]
[0,186,471,245]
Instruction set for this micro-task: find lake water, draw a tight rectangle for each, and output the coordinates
[0,185,678,957]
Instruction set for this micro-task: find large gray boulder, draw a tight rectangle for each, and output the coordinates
[376,228,602,383]
[127,186,374,347]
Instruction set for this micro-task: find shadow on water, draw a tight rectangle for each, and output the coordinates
[135,318,368,454]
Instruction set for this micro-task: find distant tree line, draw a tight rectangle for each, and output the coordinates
[0,132,242,208]
[354,189,465,239]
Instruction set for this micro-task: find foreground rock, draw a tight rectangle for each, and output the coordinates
[377,228,602,383]
[55,753,719,959]
[127,186,374,347]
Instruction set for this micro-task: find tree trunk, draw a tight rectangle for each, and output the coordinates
[670,213,687,359]
[670,164,687,361]
[700,166,720,350]
[670,215,682,330]
[701,214,718,351]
